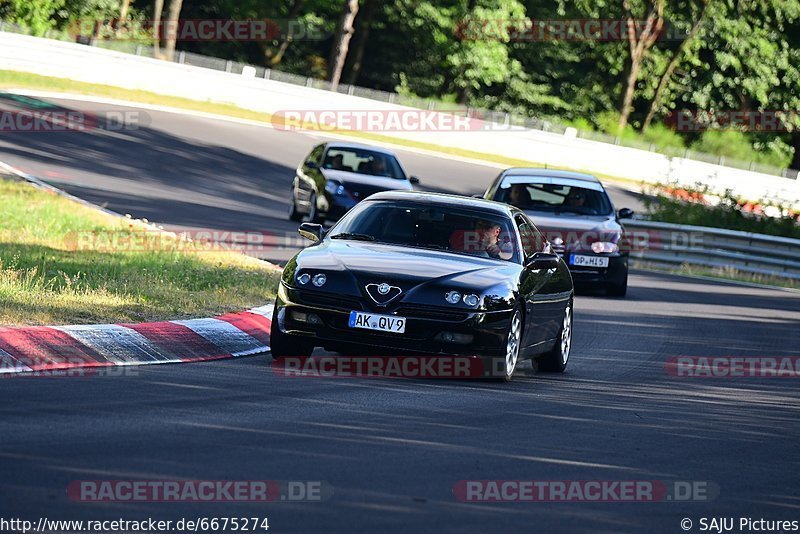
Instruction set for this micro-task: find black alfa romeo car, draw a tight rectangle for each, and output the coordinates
[270,191,575,381]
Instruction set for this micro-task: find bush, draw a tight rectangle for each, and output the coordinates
[643,184,800,240]
[690,130,791,168]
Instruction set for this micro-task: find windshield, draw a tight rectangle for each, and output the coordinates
[495,181,613,216]
[328,201,519,263]
[322,148,406,180]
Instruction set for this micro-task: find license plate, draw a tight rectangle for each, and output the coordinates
[570,254,609,268]
[349,311,406,334]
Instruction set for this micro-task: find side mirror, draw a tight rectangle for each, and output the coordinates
[298,222,324,243]
[409,176,420,185]
[305,160,319,170]
[525,252,560,270]
[617,207,634,219]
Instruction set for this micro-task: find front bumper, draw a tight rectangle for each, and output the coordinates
[275,283,513,357]
[320,193,357,221]
[562,252,628,286]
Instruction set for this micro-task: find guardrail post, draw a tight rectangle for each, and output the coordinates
[264,69,271,80]
[225,60,232,73]
[305,77,313,87]
[178,51,185,64]
[347,85,354,96]
[135,45,142,55]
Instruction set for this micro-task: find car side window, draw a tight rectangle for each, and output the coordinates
[515,215,544,258]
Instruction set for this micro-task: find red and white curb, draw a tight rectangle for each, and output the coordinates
[0,304,273,375]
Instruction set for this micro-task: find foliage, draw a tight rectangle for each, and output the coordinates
[3,0,800,167]
[643,183,800,239]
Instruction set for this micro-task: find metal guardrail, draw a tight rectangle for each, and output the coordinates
[623,219,800,280]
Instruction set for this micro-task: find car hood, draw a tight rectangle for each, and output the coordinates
[524,212,623,251]
[524,211,622,234]
[321,169,413,191]
[291,240,519,304]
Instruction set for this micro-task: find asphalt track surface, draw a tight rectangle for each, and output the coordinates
[0,94,647,263]
[1,94,799,533]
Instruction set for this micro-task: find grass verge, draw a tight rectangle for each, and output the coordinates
[631,260,800,291]
[0,69,642,189]
[0,177,280,326]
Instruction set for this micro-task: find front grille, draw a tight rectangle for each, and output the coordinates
[295,292,363,311]
[394,305,469,322]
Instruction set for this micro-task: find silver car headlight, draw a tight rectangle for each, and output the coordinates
[591,241,618,254]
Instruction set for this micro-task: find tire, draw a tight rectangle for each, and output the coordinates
[288,188,303,222]
[497,306,523,382]
[306,192,323,223]
[538,301,573,373]
[606,268,628,297]
[268,306,314,359]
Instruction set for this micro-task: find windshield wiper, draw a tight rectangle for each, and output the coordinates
[330,232,376,241]
[555,207,588,215]
[413,243,448,251]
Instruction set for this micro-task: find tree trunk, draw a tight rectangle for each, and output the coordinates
[163,0,184,61]
[115,0,132,37]
[153,0,164,59]
[328,0,360,92]
[265,0,305,66]
[619,58,642,131]
[618,0,664,131]
[119,0,132,23]
[643,3,709,130]
[790,130,800,171]
[343,0,375,85]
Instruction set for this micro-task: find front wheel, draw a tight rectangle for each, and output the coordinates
[306,192,323,223]
[606,266,628,297]
[288,189,303,222]
[499,307,523,382]
[538,302,572,373]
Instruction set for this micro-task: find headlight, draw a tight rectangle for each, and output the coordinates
[312,273,327,287]
[591,241,618,254]
[445,291,461,304]
[462,294,479,307]
[325,180,346,196]
[297,272,311,285]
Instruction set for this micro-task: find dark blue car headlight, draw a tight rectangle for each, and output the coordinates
[325,180,346,196]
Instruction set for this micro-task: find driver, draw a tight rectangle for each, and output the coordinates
[474,220,507,259]
[564,189,586,209]
[508,184,531,209]
[330,154,345,170]
[370,157,388,176]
